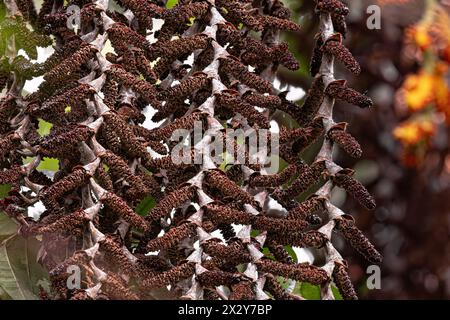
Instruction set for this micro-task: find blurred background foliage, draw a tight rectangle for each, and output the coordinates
[0,0,449,299]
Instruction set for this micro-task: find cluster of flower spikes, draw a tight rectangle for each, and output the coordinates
[0,0,381,300]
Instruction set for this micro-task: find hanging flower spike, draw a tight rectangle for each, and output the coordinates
[315,0,350,16]
[215,90,270,129]
[286,196,325,221]
[142,262,196,289]
[146,185,196,222]
[99,235,136,275]
[325,79,373,108]
[321,33,361,75]
[196,269,242,287]
[332,169,376,210]
[44,43,97,83]
[297,75,325,127]
[39,126,94,158]
[332,261,358,300]
[107,65,160,108]
[248,163,297,188]
[327,123,362,158]
[256,259,329,285]
[219,57,274,94]
[40,167,90,212]
[101,192,150,231]
[275,160,326,201]
[203,203,254,226]
[229,280,255,300]
[335,215,382,264]
[146,222,197,251]
[204,170,260,209]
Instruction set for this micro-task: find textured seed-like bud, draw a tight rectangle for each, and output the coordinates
[196,270,241,287]
[259,15,301,31]
[264,274,298,300]
[143,112,206,141]
[254,216,309,234]
[39,126,94,158]
[316,0,349,16]
[321,35,360,75]
[0,134,19,161]
[219,57,273,93]
[153,35,210,75]
[203,203,254,226]
[142,262,196,288]
[107,66,160,107]
[243,91,282,110]
[100,151,149,198]
[215,90,270,128]
[37,209,87,235]
[158,73,210,101]
[102,272,139,300]
[268,230,328,248]
[297,75,325,126]
[256,259,328,285]
[146,222,197,251]
[266,239,294,264]
[287,196,324,220]
[332,13,348,37]
[328,125,362,158]
[278,160,326,200]
[204,170,260,208]
[101,192,149,231]
[202,239,252,264]
[41,168,89,212]
[229,280,255,300]
[326,80,373,108]
[332,261,358,300]
[99,235,136,275]
[216,0,264,31]
[332,170,376,210]
[44,44,96,83]
[249,163,297,188]
[335,216,382,264]
[0,166,24,185]
[146,185,196,222]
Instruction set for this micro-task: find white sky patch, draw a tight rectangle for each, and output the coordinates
[24,76,44,94]
[27,201,46,220]
[285,86,305,101]
[269,120,279,134]
[210,229,226,243]
[22,46,54,94]
[146,18,165,44]
[142,104,165,129]
[292,247,315,264]
[183,52,195,66]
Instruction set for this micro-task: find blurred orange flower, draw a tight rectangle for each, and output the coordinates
[393,119,435,145]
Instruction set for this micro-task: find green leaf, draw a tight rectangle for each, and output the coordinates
[37,119,53,137]
[283,246,298,263]
[166,0,178,9]
[135,196,156,216]
[0,213,18,243]
[37,157,59,171]
[0,236,47,300]
[0,184,11,199]
[294,282,321,300]
[331,285,343,300]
